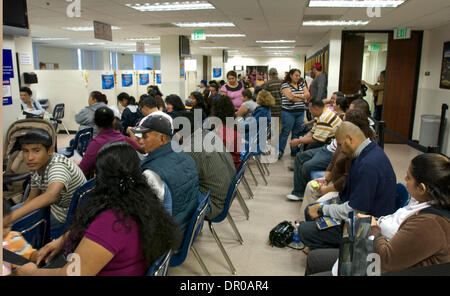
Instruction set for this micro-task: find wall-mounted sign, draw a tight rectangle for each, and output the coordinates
[368,44,380,51]
[3,80,13,106]
[139,73,149,85]
[394,28,411,40]
[102,74,114,89]
[122,74,133,87]
[192,31,205,40]
[3,49,14,80]
[136,42,145,53]
[156,73,161,84]
[94,21,112,41]
[213,68,222,78]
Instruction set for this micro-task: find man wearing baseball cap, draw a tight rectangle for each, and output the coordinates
[133,115,199,238]
[310,63,327,102]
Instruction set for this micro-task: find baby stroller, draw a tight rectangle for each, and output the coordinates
[3,118,57,205]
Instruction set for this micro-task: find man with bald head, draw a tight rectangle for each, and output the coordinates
[298,121,397,250]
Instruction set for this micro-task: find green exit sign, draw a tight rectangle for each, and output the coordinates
[192,31,206,40]
[369,44,379,51]
[394,28,411,40]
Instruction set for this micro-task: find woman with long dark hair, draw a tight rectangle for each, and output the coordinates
[279,68,310,159]
[16,142,181,276]
[117,92,142,135]
[220,70,245,110]
[189,91,208,119]
[165,94,186,119]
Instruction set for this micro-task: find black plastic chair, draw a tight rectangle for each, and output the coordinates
[57,127,93,158]
[52,103,70,135]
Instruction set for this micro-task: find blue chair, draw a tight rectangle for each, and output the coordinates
[146,250,172,276]
[169,190,211,275]
[205,167,246,275]
[11,204,51,250]
[57,127,93,158]
[52,103,70,135]
[396,183,411,210]
[51,179,95,239]
[310,171,326,180]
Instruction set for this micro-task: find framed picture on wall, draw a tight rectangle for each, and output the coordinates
[440,41,450,89]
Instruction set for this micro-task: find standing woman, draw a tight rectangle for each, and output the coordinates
[220,70,245,111]
[75,91,109,137]
[16,142,181,276]
[117,92,142,135]
[278,69,310,159]
[362,70,385,121]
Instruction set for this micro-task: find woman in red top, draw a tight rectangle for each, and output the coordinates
[212,95,242,172]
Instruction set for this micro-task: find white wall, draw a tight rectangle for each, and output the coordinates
[35,45,76,70]
[414,23,450,156]
[225,56,304,81]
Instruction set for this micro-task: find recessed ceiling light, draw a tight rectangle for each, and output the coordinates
[256,40,296,43]
[302,20,369,26]
[126,1,215,12]
[32,37,71,41]
[126,37,160,41]
[261,46,295,49]
[205,34,246,37]
[308,0,405,8]
[173,22,235,27]
[63,26,121,31]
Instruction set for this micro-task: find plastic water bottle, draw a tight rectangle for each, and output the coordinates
[291,221,303,250]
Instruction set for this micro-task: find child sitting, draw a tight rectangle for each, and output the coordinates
[3,129,86,235]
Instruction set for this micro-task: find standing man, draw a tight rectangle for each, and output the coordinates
[263,68,283,125]
[310,63,327,102]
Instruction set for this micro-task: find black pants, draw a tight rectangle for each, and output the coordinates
[305,248,339,276]
[373,105,383,121]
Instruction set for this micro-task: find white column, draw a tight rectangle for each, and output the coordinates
[328,30,342,96]
[160,35,186,99]
[210,49,224,81]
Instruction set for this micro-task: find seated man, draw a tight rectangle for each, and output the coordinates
[180,111,236,220]
[286,97,342,201]
[298,122,397,251]
[4,129,86,233]
[78,107,142,176]
[132,115,199,237]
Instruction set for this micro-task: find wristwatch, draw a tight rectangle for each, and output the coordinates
[317,206,324,217]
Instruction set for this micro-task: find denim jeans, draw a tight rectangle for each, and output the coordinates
[279,110,306,155]
[50,213,66,238]
[292,146,333,197]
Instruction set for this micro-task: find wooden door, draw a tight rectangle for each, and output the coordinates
[383,31,423,142]
[339,32,365,95]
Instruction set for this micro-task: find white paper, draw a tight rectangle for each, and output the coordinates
[20,53,32,65]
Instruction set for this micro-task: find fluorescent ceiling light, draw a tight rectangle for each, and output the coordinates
[308,0,405,7]
[72,42,106,46]
[63,26,121,31]
[303,20,369,26]
[261,46,295,49]
[126,37,160,41]
[256,40,295,43]
[126,1,215,12]
[205,34,246,37]
[32,37,70,41]
[199,46,229,49]
[173,22,235,27]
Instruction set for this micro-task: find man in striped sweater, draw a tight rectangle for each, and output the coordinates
[287,98,342,201]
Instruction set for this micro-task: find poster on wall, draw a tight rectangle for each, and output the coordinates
[213,68,222,78]
[3,80,12,106]
[156,73,161,84]
[102,74,114,89]
[3,49,14,80]
[122,73,133,87]
[440,41,450,89]
[139,73,150,85]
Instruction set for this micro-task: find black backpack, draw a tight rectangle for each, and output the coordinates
[269,221,295,248]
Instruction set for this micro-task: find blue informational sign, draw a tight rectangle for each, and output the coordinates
[3,49,14,81]
[139,73,149,85]
[122,73,133,87]
[156,73,161,84]
[213,68,222,78]
[3,80,13,106]
[102,74,114,89]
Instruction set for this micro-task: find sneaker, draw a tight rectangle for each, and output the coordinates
[278,152,283,160]
[286,194,303,201]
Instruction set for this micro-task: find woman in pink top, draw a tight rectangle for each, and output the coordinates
[220,70,244,110]
[16,142,181,276]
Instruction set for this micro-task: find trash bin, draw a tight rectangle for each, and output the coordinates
[419,115,440,147]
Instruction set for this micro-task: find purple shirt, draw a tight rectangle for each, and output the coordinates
[220,81,244,110]
[79,129,140,176]
[84,210,147,276]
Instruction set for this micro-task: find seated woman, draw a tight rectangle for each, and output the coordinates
[212,95,242,172]
[19,87,46,117]
[298,109,376,221]
[75,91,108,137]
[117,92,142,135]
[165,94,186,119]
[236,89,258,119]
[16,142,181,276]
[305,153,450,276]
[78,107,142,177]
[189,91,208,120]
[332,93,348,118]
